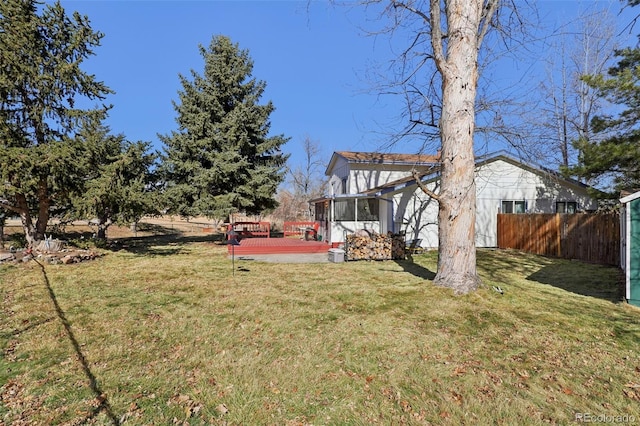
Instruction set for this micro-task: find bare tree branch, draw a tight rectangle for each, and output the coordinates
[412,169,441,201]
[478,0,500,46]
[0,200,21,214]
[428,0,447,73]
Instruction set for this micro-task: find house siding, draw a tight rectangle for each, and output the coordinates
[380,158,598,248]
[328,157,349,195]
[319,152,599,249]
[348,164,429,195]
[475,158,598,247]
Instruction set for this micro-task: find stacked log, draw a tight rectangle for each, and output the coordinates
[391,236,406,259]
[345,232,405,261]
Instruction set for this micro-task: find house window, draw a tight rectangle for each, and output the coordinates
[341,177,348,194]
[333,198,379,221]
[501,200,526,214]
[556,201,577,214]
[357,198,379,221]
[334,199,355,221]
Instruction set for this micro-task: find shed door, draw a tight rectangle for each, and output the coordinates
[630,198,640,307]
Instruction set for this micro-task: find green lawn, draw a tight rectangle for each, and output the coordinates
[1,237,639,425]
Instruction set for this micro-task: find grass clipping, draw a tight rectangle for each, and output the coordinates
[1,240,639,425]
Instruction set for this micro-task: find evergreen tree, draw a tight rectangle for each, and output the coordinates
[160,35,289,220]
[0,0,112,245]
[70,123,159,239]
[571,2,640,193]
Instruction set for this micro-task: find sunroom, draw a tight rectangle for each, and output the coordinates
[312,195,384,247]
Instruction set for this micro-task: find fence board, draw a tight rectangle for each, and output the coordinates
[497,213,620,266]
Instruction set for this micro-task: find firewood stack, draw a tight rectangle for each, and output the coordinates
[345,232,405,261]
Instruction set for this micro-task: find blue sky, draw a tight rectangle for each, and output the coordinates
[54,0,635,174]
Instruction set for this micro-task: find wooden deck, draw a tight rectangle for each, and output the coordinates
[227,237,330,255]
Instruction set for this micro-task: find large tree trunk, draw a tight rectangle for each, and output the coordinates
[16,193,37,247]
[432,0,483,294]
[35,178,51,241]
[14,178,51,247]
[97,216,110,240]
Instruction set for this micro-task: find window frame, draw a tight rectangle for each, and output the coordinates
[556,201,578,214]
[501,200,526,214]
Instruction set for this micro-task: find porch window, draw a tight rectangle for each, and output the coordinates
[556,201,577,214]
[315,202,327,221]
[501,200,526,214]
[334,199,355,221]
[357,198,379,221]
[333,198,379,221]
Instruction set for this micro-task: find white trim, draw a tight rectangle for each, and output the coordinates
[626,204,631,301]
[620,192,640,303]
[620,191,640,204]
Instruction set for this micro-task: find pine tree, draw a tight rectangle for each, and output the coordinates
[160,35,289,220]
[0,0,112,245]
[69,122,159,239]
[571,3,640,193]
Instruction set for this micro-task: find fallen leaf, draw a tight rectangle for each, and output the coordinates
[623,388,640,401]
[400,400,412,412]
[452,366,466,377]
[217,403,229,415]
[450,390,463,405]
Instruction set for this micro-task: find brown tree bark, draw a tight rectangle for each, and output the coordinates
[16,193,37,247]
[35,178,51,242]
[428,0,493,294]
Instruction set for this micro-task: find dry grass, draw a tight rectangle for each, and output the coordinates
[1,232,639,425]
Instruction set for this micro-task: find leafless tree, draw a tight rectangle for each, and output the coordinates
[360,0,501,294]
[290,136,326,199]
[272,136,327,222]
[534,6,618,169]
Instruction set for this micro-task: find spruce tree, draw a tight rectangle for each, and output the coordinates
[69,122,159,239]
[571,2,640,193]
[0,0,112,245]
[160,35,289,220]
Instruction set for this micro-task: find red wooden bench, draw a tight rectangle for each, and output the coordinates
[283,221,319,239]
[227,221,271,239]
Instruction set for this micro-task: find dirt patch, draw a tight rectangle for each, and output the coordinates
[0,247,103,265]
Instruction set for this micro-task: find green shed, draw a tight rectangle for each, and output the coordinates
[621,191,640,307]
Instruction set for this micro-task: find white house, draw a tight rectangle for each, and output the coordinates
[311,151,599,248]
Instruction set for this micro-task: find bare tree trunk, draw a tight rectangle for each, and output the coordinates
[431,0,484,294]
[35,178,50,241]
[97,216,110,239]
[16,193,37,247]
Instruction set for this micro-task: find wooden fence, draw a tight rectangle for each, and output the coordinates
[497,213,620,266]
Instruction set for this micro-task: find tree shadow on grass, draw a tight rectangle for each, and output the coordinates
[526,262,624,303]
[479,249,624,304]
[105,233,225,256]
[34,259,120,425]
[392,258,436,281]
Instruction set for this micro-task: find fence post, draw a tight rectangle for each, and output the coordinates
[554,214,561,258]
